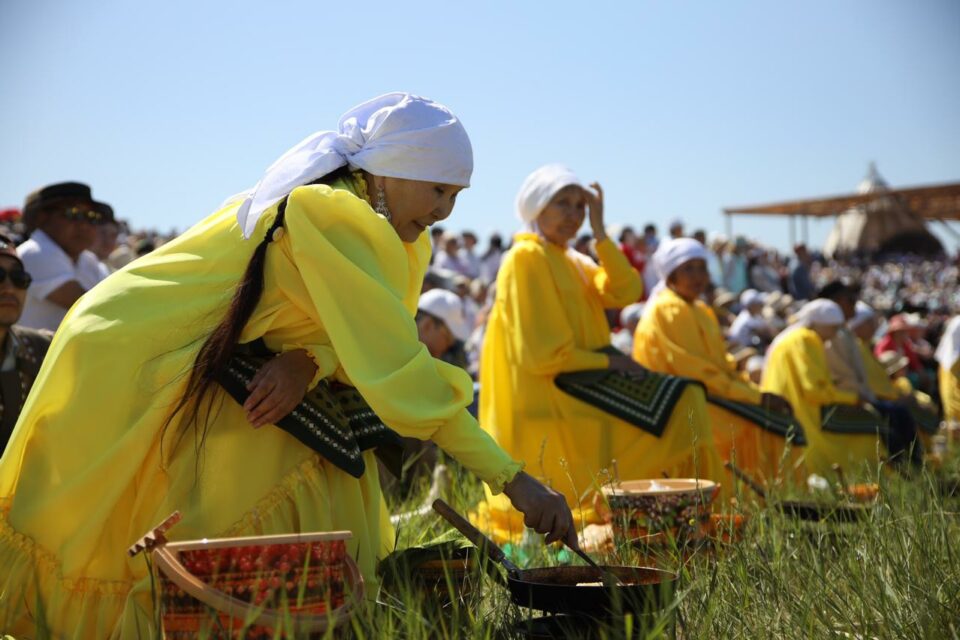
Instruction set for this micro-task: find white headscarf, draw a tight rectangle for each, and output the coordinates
[230,92,473,238]
[515,164,586,228]
[935,315,960,370]
[770,298,845,351]
[647,237,709,300]
[848,300,876,330]
[740,289,764,309]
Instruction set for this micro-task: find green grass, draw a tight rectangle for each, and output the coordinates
[347,455,960,640]
[14,455,960,639]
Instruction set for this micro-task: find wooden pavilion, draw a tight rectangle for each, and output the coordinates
[723,164,960,256]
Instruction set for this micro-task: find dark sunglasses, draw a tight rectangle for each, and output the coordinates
[60,206,105,225]
[0,266,32,290]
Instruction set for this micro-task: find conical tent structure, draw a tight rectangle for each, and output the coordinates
[823,164,944,258]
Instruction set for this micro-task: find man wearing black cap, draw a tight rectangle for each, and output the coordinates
[0,233,52,453]
[17,182,111,331]
[819,279,922,466]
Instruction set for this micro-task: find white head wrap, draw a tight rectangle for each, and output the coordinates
[935,315,960,370]
[794,299,845,327]
[745,355,765,374]
[515,164,586,227]
[740,289,765,309]
[770,298,845,351]
[848,300,876,330]
[231,92,473,238]
[648,237,709,300]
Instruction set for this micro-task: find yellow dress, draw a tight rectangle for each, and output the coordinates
[939,361,960,424]
[761,327,883,477]
[0,179,521,638]
[633,288,790,481]
[859,339,900,401]
[473,233,720,543]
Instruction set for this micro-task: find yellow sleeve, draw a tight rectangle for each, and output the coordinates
[797,331,859,406]
[577,238,644,307]
[635,298,762,404]
[283,186,520,491]
[497,243,610,376]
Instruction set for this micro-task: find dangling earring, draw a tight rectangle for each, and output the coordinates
[375,187,392,222]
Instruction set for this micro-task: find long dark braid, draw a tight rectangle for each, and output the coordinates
[161,166,356,461]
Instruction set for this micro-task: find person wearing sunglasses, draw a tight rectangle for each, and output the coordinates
[16,182,112,331]
[0,233,51,454]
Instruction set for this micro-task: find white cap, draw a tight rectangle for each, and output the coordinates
[740,289,765,308]
[745,355,765,374]
[418,289,472,342]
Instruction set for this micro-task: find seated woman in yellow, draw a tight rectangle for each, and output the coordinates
[761,299,884,477]
[849,302,900,402]
[473,164,720,544]
[0,94,575,638]
[936,316,960,424]
[633,237,796,482]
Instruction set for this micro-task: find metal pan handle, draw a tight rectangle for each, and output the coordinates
[432,499,521,576]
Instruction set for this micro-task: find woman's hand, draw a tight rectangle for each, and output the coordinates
[243,349,318,428]
[502,471,579,548]
[584,182,607,241]
[609,355,648,379]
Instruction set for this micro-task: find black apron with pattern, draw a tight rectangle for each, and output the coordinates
[216,339,404,478]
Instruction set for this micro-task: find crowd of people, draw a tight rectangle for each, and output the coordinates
[0,92,958,637]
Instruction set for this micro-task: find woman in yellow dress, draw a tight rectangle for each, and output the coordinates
[473,165,721,543]
[761,299,883,477]
[633,238,796,482]
[0,94,575,638]
[936,315,960,424]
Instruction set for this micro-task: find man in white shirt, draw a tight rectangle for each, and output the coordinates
[17,182,111,332]
[729,289,773,347]
[432,232,470,277]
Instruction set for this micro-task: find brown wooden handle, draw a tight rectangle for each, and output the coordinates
[724,461,767,500]
[153,546,363,633]
[432,499,520,575]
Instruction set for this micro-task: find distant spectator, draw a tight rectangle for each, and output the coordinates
[749,251,781,293]
[417,288,471,370]
[0,234,52,453]
[617,226,646,276]
[479,233,504,284]
[642,223,659,253]
[459,231,481,279]
[729,289,772,347]
[16,182,110,332]
[91,216,120,278]
[429,225,445,263]
[875,314,923,373]
[433,232,470,276]
[723,237,750,294]
[135,238,156,257]
[668,217,684,239]
[611,302,644,354]
[789,244,816,300]
[573,232,594,259]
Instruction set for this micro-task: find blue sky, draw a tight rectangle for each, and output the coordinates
[2,0,958,252]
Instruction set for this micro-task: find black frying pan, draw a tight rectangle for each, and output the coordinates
[432,500,675,616]
[725,462,869,523]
